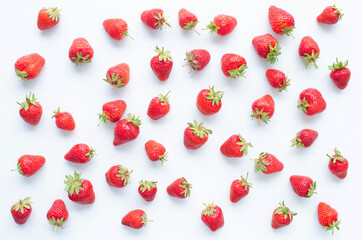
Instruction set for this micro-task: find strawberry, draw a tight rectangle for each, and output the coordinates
[104,63,130,88]
[147,91,170,120]
[250,94,275,124]
[52,108,76,131]
[327,148,348,179]
[204,14,237,36]
[265,69,290,92]
[178,8,199,35]
[318,202,340,234]
[230,173,252,203]
[98,100,127,125]
[13,155,45,177]
[46,199,68,232]
[105,165,133,188]
[11,197,32,225]
[289,175,317,198]
[167,177,191,199]
[145,140,168,165]
[103,18,133,40]
[68,38,94,66]
[184,120,212,150]
[138,180,157,202]
[297,88,326,116]
[253,152,284,174]
[122,209,152,229]
[150,46,173,81]
[113,113,141,146]
[183,49,210,72]
[317,5,343,24]
[268,6,295,38]
[299,36,320,69]
[271,201,297,229]
[17,92,42,125]
[64,171,95,205]
[291,129,318,148]
[15,53,45,80]
[201,203,224,232]
[329,58,351,90]
[220,134,252,158]
[252,34,281,64]
[141,8,170,30]
[37,7,61,30]
[64,144,96,164]
[221,53,247,79]
[196,86,224,115]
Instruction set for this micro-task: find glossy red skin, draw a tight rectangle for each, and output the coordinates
[122,209,146,229]
[330,67,351,90]
[188,49,210,71]
[18,155,45,177]
[252,94,275,118]
[64,144,92,163]
[37,9,59,30]
[106,63,130,87]
[105,165,127,188]
[138,185,157,202]
[184,127,209,150]
[167,178,188,199]
[145,140,166,161]
[54,111,75,131]
[252,34,279,59]
[265,69,286,89]
[46,199,69,224]
[299,88,326,116]
[102,100,127,122]
[220,135,245,158]
[141,9,164,29]
[317,6,341,24]
[268,6,295,35]
[299,36,320,58]
[113,119,140,146]
[68,179,95,205]
[297,129,318,147]
[329,158,348,179]
[261,153,284,174]
[213,14,237,36]
[15,53,45,79]
[103,18,128,40]
[147,97,170,120]
[289,175,314,197]
[221,54,247,77]
[150,56,173,81]
[196,89,222,115]
[11,203,32,225]
[178,8,198,29]
[19,102,42,125]
[69,38,94,62]
[201,205,224,231]
[230,179,250,203]
[272,207,293,229]
[318,202,338,227]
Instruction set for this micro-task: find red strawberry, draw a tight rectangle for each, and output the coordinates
[230,173,252,203]
[46,199,68,232]
[11,197,32,225]
[64,144,96,164]
[147,91,170,120]
[268,6,295,38]
[150,46,173,81]
[297,88,326,116]
[167,177,191,199]
[329,58,351,90]
[318,202,340,234]
[64,171,95,205]
[289,175,317,198]
[105,165,133,188]
[204,14,237,36]
[201,203,224,231]
[13,155,45,177]
[252,34,281,64]
[291,129,318,148]
[196,86,223,115]
[68,38,94,66]
[220,134,252,158]
[104,63,130,88]
[251,94,275,124]
[184,49,210,72]
[122,209,152,229]
[327,148,348,179]
[15,53,45,80]
[271,201,297,229]
[113,113,141,146]
[98,100,127,125]
[178,8,199,35]
[37,7,61,30]
[103,18,133,40]
[184,120,212,150]
[145,140,168,165]
[265,69,290,92]
[52,108,76,131]
[141,8,170,30]
[221,53,247,79]
[317,5,343,24]
[253,152,284,174]
[17,92,42,125]
[138,180,157,202]
[299,36,320,69]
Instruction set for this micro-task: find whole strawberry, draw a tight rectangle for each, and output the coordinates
[145,140,168,165]
[13,155,45,177]
[299,36,320,69]
[250,94,275,124]
[290,175,317,198]
[184,49,210,72]
[220,134,252,158]
[37,7,61,30]
[17,92,42,125]
[268,6,295,37]
[327,148,348,179]
[122,209,151,229]
[46,199,68,232]
[178,8,199,35]
[184,120,212,150]
[69,38,94,66]
[317,5,343,24]
[318,202,340,234]
[141,8,170,30]
[138,180,157,202]
[52,108,76,131]
[201,203,224,231]
[15,53,45,80]
[265,69,290,92]
[113,113,141,146]
[297,88,326,116]
[230,173,252,203]
[221,53,247,79]
[105,165,133,188]
[11,197,32,225]
[104,63,130,88]
[271,201,297,229]
[147,91,170,120]
[167,177,191,199]
[103,18,133,40]
[253,152,284,174]
[204,14,237,36]
[64,144,96,164]
[252,34,281,64]
[64,171,95,205]
[196,86,223,115]
[291,129,318,148]
[150,46,173,81]
[329,59,351,90]
[98,100,127,125]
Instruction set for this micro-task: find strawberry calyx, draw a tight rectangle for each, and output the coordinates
[202,202,216,216]
[324,220,341,234]
[278,77,290,92]
[104,73,126,88]
[48,217,66,232]
[187,120,212,139]
[141,212,153,227]
[275,201,297,220]
[206,86,224,106]
[139,180,157,192]
[155,46,172,62]
[266,43,281,64]
[328,58,348,70]
[158,90,171,103]
[302,49,319,69]
[153,12,171,30]
[116,165,133,186]
[327,148,346,163]
[250,107,270,125]
[15,69,29,80]
[45,7,62,22]
[126,113,142,126]
[180,177,192,197]
[159,152,168,165]
[306,181,317,198]
[72,52,91,66]
[183,51,200,71]
[236,134,253,156]
[12,162,24,175]
[239,172,253,190]
[17,92,39,111]
[297,97,310,113]
[85,147,97,159]
[183,20,200,35]
[64,170,84,195]
[281,26,295,38]
[12,197,32,214]
[228,64,247,79]
[291,132,304,148]
[252,152,270,173]
[332,5,344,20]
[203,21,220,35]
[98,113,110,126]
[122,30,134,40]
[52,107,61,118]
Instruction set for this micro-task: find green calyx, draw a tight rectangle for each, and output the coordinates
[228,64,247,79]
[103,73,125,88]
[159,152,168,166]
[153,12,171,30]
[45,7,62,22]
[332,5,344,20]
[327,148,346,163]
[85,147,97,159]
[183,51,200,71]
[122,30,134,40]
[252,152,270,173]
[206,86,224,106]
[183,20,200,35]
[17,92,38,111]
[306,181,317,198]
[275,201,297,220]
[48,217,66,232]
[158,90,171,103]
[281,26,295,38]
[12,197,32,214]
[126,113,142,126]
[155,46,172,62]
[98,113,110,126]
[187,120,212,139]
[64,170,84,195]
[291,137,304,148]
[328,58,348,70]
[141,213,153,227]
[139,180,157,192]
[236,134,253,156]
[15,69,29,80]
[202,202,216,216]
[297,97,310,113]
[12,162,24,175]
[239,172,253,190]
[302,49,319,69]
[72,52,91,66]
[116,165,133,186]
[203,21,220,35]
[266,43,281,64]
[180,177,192,197]
[52,107,61,118]
[278,77,290,92]
[324,220,341,234]
[250,107,270,125]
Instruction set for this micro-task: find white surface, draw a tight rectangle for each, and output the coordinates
[0,0,360,239]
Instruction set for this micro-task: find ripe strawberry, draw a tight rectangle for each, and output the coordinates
[221,53,247,79]
[103,18,133,40]
[299,36,320,69]
[327,148,348,179]
[104,63,130,88]
[68,38,94,66]
[297,88,326,116]
[11,197,32,225]
[252,34,281,64]
[289,175,317,198]
[329,58,351,90]
[318,202,340,234]
[230,173,252,203]
[204,14,237,36]
[150,46,173,81]
[46,199,68,231]
[98,100,127,125]
[220,134,252,158]
[13,155,45,177]
[64,171,95,205]
[122,209,152,229]
[253,152,284,174]
[64,144,96,164]
[178,8,199,35]
[147,91,170,120]
[141,8,170,30]
[268,6,295,38]
[15,53,45,80]
[184,120,212,150]
[250,94,275,124]
[52,108,76,131]
[145,140,168,165]
[167,177,191,199]
[291,129,318,148]
[317,5,343,24]
[196,86,224,115]
[271,201,297,229]
[113,113,141,146]
[184,49,210,72]
[37,7,61,30]
[265,69,290,92]
[138,180,157,202]
[105,165,133,188]
[201,203,224,232]
[17,92,42,125]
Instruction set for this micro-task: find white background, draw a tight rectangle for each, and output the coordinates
[0,0,360,239]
